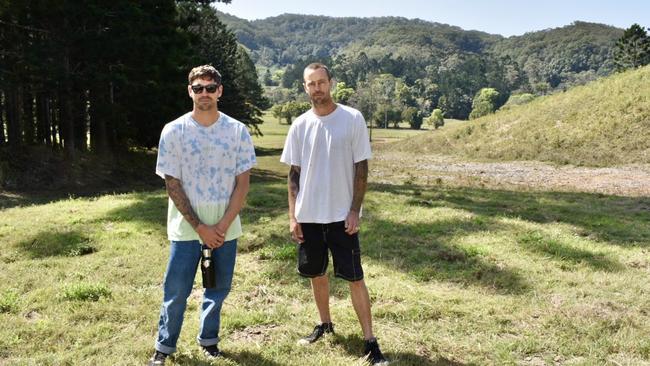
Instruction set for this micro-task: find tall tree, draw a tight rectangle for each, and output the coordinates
[614,24,650,71]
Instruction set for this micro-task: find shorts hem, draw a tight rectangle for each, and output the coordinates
[334,273,364,282]
[298,270,327,278]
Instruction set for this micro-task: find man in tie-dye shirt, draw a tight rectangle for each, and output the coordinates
[148,65,256,366]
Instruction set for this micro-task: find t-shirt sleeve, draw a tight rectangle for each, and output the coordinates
[280,123,301,167]
[235,126,257,175]
[352,112,372,163]
[155,123,182,180]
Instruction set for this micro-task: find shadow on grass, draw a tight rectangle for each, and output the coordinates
[100,191,168,228]
[96,168,285,230]
[172,350,283,366]
[251,167,286,186]
[17,229,97,258]
[383,182,650,247]
[254,146,284,157]
[333,333,469,366]
[517,230,624,272]
[362,216,530,294]
[243,179,530,295]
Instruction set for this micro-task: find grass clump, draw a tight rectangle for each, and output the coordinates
[0,289,19,313]
[62,283,112,302]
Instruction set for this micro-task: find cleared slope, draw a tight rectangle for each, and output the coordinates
[388,65,650,166]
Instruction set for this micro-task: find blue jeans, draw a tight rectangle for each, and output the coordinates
[155,239,237,354]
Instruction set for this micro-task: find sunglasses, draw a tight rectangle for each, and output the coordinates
[191,83,219,94]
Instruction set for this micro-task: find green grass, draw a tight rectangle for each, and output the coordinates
[386,65,650,167]
[1,114,649,365]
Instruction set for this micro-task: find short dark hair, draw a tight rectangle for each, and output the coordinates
[188,65,222,85]
[304,62,332,81]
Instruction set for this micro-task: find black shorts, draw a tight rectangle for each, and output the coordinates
[297,221,364,282]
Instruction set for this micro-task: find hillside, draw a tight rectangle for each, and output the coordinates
[384,65,650,167]
[217,12,623,95]
[217,12,498,66]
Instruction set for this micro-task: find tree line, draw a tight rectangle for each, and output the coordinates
[0,0,268,157]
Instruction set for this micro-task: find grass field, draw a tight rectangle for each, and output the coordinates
[1,115,649,365]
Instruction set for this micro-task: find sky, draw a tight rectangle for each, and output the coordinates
[215,0,650,37]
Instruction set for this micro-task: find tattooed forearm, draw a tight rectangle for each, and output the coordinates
[288,165,301,218]
[165,175,201,229]
[350,160,368,212]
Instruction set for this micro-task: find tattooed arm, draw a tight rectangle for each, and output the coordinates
[213,170,251,247]
[345,159,368,235]
[164,175,223,247]
[287,165,304,243]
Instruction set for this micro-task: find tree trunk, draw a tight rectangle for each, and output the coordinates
[89,86,109,156]
[51,94,60,149]
[73,90,87,152]
[0,91,6,146]
[23,93,35,145]
[36,93,52,146]
[6,88,23,146]
[60,53,75,156]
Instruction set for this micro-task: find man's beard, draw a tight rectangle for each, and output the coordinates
[196,99,216,111]
[311,93,331,106]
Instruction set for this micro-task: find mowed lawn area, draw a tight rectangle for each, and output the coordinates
[1,115,649,365]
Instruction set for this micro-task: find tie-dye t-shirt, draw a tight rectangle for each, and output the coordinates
[156,112,256,242]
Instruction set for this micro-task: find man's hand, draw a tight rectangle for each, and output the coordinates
[197,224,226,249]
[290,218,304,243]
[344,210,360,235]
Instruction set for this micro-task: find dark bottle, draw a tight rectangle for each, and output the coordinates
[200,246,216,288]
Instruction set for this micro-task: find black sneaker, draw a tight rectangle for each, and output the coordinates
[147,350,168,366]
[364,339,389,365]
[297,322,334,345]
[202,344,222,359]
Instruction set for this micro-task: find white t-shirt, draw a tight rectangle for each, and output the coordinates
[156,112,256,242]
[280,104,372,223]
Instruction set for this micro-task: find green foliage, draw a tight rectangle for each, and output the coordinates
[62,283,112,302]
[0,290,19,313]
[401,106,423,129]
[219,15,623,121]
[332,82,355,104]
[271,101,311,124]
[614,23,650,71]
[469,88,500,120]
[490,21,622,90]
[425,109,445,129]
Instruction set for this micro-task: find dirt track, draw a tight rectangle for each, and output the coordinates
[371,152,650,197]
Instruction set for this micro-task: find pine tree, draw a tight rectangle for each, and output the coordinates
[614,24,650,71]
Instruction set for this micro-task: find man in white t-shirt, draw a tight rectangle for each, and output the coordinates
[148,65,256,366]
[280,63,388,365]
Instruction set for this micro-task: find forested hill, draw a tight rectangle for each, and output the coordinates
[217,12,499,66]
[218,12,623,108]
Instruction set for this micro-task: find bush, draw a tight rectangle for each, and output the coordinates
[425,109,445,129]
[469,88,500,120]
